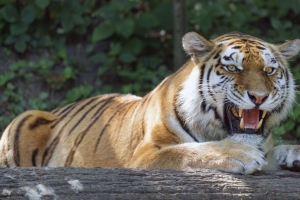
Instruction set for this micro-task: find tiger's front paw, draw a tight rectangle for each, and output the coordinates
[265,145,300,171]
[207,140,267,174]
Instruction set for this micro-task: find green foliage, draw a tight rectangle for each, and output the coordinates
[0,0,173,132]
[88,0,173,95]
[0,0,300,143]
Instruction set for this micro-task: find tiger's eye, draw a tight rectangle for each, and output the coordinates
[265,67,276,75]
[226,65,237,72]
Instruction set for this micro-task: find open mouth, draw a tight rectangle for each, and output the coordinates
[224,103,267,135]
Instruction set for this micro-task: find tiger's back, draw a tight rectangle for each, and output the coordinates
[0,94,146,167]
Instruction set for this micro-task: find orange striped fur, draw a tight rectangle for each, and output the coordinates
[1,32,300,174]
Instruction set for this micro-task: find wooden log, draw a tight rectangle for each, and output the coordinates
[0,167,300,199]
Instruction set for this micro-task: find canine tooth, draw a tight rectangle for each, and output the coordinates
[231,108,239,117]
[240,118,245,129]
[262,110,267,119]
[239,108,243,117]
[255,119,263,130]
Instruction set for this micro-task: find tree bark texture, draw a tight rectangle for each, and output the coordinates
[0,167,300,199]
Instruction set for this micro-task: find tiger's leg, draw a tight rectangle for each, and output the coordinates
[0,110,57,167]
[129,139,266,174]
[264,145,300,171]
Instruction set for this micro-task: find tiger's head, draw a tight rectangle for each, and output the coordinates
[179,32,300,145]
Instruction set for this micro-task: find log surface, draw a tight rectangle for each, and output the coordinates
[0,167,299,199]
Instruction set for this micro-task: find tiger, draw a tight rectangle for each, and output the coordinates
[0,32,300,174]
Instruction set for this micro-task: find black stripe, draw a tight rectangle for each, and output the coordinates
[212,106,223,122]
[42,136,59,166]
[51,97,99,129]
[273,98,285,114]
[128,103,139,121]
[130,94,153,143]
[42,95,120,166]
[213,50,222,59]
[206,67,217,102]
[43,99,94,164]
[4,157,9,167]
[199,64,206,97]
[162,120,181,141]
[51,101,77,115]
[284,69,289,84]
[256,46,266,50]
[91,95,121,119]
[43,107,88,165]
[114,101,139,143]
[216,69,224,76]
[29,117,56,130]
[68,96,112,135]
[227,41,236,46]
[228,39,265,47]
[50,102,81,129]
[230,90,245,103]
[94,102,127,152]
[174,105,198,142]
[31,149,38,166]
[278,70,283,79]
[70,97,100,119]
[201,101,207,112]
[51,108,60,114]
[141,95,153,136]
[58,101,81,116]
[232,46,242,49]
[14,114,32,166]
[249,40,265,46]
[128,100,144,149]
[46,95,120,159]
[65,130,86,166]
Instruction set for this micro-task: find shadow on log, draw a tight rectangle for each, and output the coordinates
[0,167,299,199]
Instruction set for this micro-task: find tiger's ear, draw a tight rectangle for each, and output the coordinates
[277,39,300,60]
[182,32,213,57]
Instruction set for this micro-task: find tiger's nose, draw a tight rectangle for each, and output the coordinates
[247,92,269,105]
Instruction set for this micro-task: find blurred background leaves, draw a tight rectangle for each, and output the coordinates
[0,0,299,143]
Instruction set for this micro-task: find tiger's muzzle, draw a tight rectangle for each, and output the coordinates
[224,103,268,135]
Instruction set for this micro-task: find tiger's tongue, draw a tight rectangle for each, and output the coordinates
[242,108,259,128]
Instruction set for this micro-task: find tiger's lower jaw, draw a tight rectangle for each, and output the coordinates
[224,103,267,135]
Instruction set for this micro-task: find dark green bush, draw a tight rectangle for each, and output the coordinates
[0,0,300,142]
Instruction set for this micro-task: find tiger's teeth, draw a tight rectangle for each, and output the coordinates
[231,107,239,117]
[240,118,245,129]
[255,119,263,130]
[239,108,243,117]
[262,110,267,119]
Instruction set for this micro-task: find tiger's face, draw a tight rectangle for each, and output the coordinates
[219,38,293,137]
[181,32,299,144]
